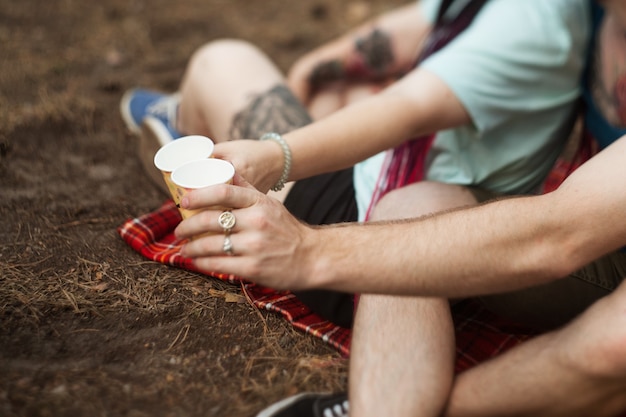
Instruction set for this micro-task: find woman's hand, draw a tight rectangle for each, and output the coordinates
[211,139,284,193]
[174,173,318,290]
[287,52,320,104]
[287,31,361,105]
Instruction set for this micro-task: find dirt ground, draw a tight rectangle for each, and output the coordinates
[0,1,406,416]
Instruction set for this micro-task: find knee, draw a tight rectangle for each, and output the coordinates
[188,39,266,72]
[597,285,626,369]
[368,188,411,221]
[369,181,477,222]
[566,283,626,378]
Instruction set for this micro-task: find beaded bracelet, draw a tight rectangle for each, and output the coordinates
[260,132,292,192]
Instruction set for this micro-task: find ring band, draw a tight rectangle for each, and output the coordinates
[223,235,234,256]
[218,210,236,232]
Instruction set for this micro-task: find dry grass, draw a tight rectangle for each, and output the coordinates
[0,1,420,415]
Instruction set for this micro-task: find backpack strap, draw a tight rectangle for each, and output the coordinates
[418,0,489,62]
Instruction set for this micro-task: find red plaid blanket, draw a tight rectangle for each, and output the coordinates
[118,202,626,416]
[118,138,626,414]
[122,134,626,384]
[120,199,537,372]
[120,140,626,405]
[119,133,598,373]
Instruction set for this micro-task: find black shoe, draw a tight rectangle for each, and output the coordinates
[256,392,349,417]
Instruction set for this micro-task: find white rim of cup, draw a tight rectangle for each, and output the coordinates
[153,135,215,172]
[171,158,235,189]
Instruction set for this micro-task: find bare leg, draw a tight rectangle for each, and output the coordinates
[172,40,309,199]
[174,40,384,201]
[177,39,388,139]
[176,39,311,142]
[350,181,479,417]
[444,280,626,417]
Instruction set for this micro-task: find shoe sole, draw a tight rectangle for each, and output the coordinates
[120,89,141,134]
[138,117,174,196]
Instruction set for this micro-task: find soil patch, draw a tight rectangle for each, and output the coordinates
[0,1,403,415]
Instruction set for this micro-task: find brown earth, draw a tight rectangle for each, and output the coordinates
[0,1,406,416]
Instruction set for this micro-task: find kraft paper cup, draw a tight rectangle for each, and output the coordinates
[170,158,235,221]
[153,135,215,205]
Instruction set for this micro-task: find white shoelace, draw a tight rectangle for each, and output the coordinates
[322,399,349,417]
[146,93,180,126]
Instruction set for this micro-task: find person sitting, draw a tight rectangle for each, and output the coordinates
[172,1,626,416]
[120,0,590,330]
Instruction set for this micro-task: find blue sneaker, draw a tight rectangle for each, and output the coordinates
[120,88,181,138]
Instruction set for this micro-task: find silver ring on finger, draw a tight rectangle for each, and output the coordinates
[222,235,234,256]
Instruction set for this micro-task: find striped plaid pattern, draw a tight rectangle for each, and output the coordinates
[118,200,239,285]
[118,131,597,372]
[118,201,534,371]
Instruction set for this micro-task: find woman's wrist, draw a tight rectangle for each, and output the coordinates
[260,132,292,192]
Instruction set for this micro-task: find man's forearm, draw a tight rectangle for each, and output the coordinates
[308,193,587,298]
[313,137,626,299]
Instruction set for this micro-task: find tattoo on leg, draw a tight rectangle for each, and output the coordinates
[229,85,313,140]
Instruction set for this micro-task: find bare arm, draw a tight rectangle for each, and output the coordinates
[309,137,626,297]
[178,137,626,299]
[211,3,449,193]
[287,3,433,102]
[212,68,469,193]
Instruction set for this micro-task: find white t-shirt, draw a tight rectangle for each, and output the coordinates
[353,0,591,220]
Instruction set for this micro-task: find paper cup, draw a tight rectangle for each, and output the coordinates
[153,135,215,205]
[170,158,235,220]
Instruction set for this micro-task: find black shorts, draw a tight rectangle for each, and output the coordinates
[283,168,358,225]
[283,168,357,328]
